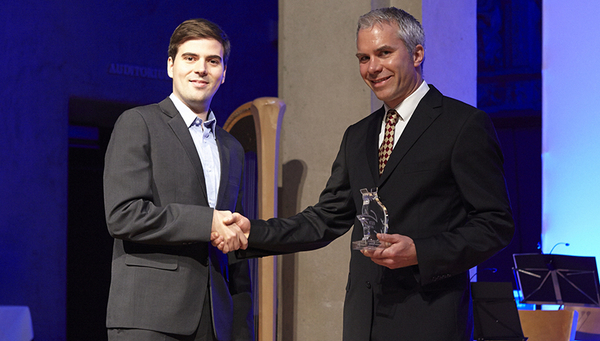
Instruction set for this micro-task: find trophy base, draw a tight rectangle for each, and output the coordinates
[352,239,385,251]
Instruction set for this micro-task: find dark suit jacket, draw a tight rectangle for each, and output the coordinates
[241,85,514,341]
[104,97,254,340]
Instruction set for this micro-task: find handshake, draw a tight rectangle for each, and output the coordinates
[211,210,251,254]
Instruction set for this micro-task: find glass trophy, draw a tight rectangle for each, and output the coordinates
[352,188,389,250]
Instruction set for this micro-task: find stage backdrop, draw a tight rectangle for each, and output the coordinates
[542,0,600,271]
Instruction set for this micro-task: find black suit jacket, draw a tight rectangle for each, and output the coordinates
[241,85,514,341]
[104,97,253,340]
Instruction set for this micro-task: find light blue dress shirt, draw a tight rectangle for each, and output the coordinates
[169,94,221,208]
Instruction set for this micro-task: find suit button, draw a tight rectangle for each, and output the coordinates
[365,281,371,289]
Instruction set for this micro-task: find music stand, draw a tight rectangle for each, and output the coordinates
[513,253,600,306]
[472,282,527,341]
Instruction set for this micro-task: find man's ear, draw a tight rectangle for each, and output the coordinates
[221,66,227,84]
[167,57,174,79]
[413,44,425,67]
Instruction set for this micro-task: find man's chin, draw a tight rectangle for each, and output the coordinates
[371,91,391,103]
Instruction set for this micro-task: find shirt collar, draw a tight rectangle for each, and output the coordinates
[384,80,430,121]
[169,93,217,132]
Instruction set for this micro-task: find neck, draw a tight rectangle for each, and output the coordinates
[386,78,424,108]
[186,101,210,122]
[194,111,209,122]
[171,93,211,121]
[187,102,210,121]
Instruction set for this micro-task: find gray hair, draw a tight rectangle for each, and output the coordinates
[357,7,425,56]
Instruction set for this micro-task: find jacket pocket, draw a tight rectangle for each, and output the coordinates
[125,253,178,271]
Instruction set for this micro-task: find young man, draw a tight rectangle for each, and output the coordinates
[220,7,514,341]
[104,19,253,341]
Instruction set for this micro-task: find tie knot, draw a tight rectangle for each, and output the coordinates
[386,109,400,125]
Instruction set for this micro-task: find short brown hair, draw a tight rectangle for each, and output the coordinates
[168,18,231,65]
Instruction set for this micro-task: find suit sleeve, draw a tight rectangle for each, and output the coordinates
[103,109,213,245]
[413,109,514,286]
[240,129,356,258]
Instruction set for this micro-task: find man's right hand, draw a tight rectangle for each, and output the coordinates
[211,212,251,253]
[211,210,248,253]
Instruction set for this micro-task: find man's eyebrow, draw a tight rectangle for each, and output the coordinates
[180,52,222,61]
[355,45,395,57]
[180,52,199,58]
[375,45,394,52]
[206,54,223,61]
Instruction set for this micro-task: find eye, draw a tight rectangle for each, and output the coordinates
[357,55,369,63]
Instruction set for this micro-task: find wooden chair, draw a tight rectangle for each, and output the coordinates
[518,310,578,341]
[565,306,600,340]
[223,97,286,341]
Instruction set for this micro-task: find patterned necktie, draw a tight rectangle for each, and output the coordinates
[378,109,400,175]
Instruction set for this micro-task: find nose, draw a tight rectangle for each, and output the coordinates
[368,58,382,74]
[194,59,208,75]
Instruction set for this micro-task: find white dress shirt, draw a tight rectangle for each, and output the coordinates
[379,80,430,149]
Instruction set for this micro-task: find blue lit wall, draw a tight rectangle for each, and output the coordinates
[476,0,542,283]
[542,1,600,269]
[0,1,277,339]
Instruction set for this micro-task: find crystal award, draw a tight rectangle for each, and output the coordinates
[352,188,389,250]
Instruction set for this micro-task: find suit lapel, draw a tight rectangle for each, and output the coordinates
[214,127,231,208]
[159,98,209,203]
[378,85,443,186]
[368,107,386,184]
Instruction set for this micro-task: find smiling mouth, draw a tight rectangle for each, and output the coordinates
[371,76,391,85]
[190,79,209,87]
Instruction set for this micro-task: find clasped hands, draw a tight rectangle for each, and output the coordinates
[211,210,250,253]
